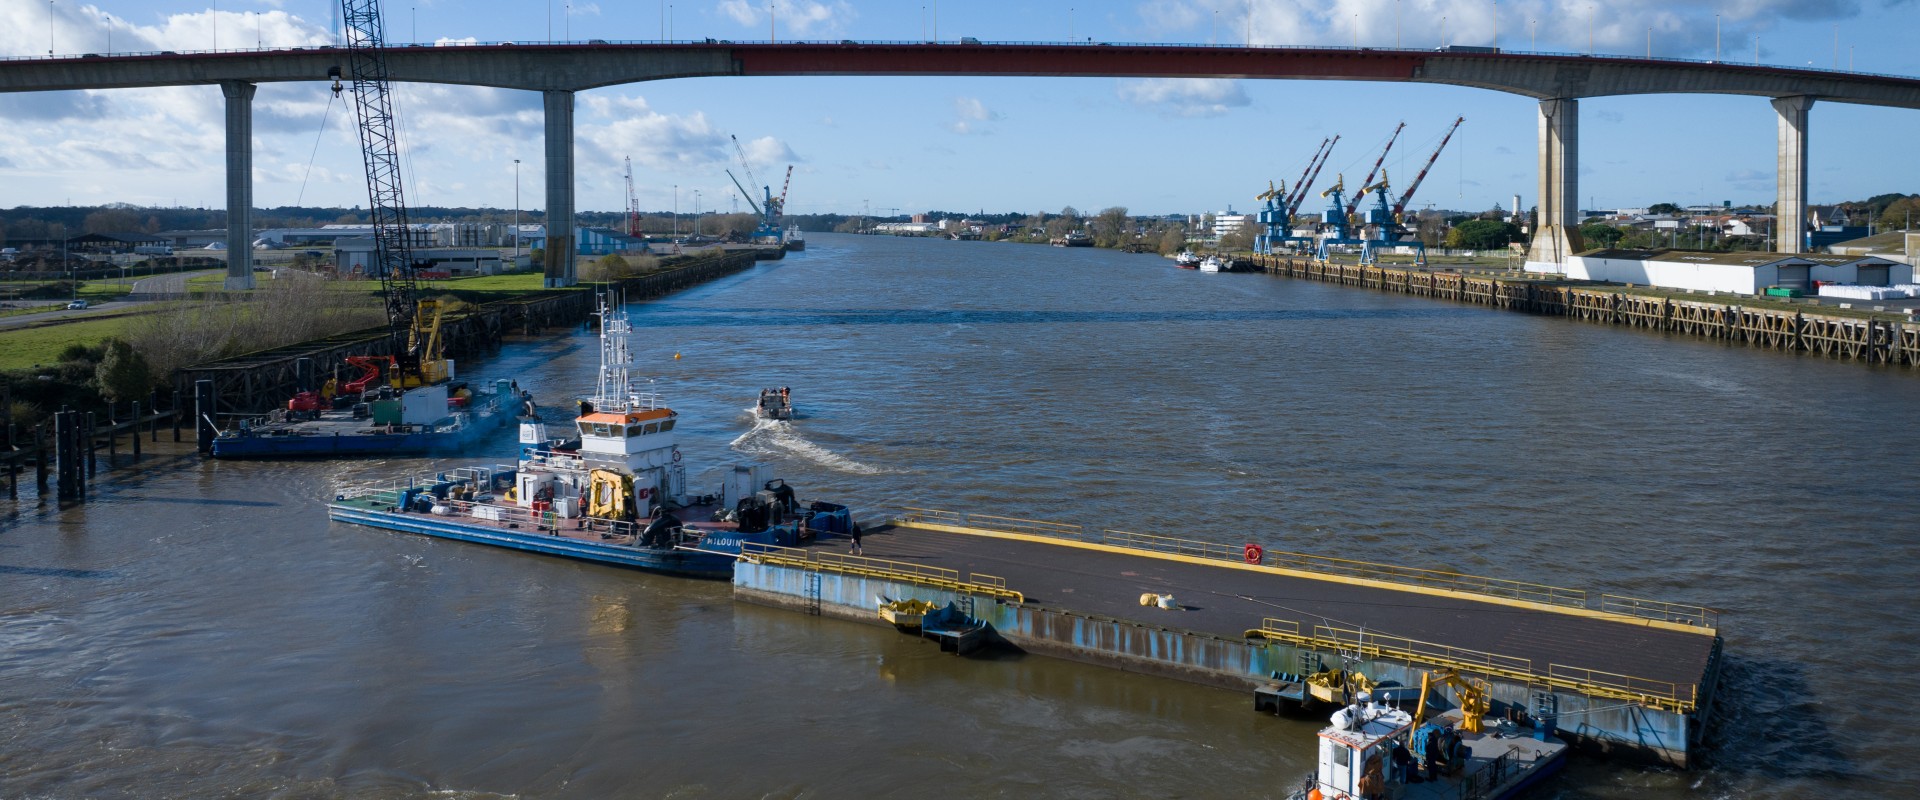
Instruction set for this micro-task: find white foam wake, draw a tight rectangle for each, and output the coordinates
[729,414,891,475]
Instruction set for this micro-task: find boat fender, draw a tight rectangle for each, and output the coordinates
[1244,543,1264,565]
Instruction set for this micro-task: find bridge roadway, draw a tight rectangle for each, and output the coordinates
[852,521,1718,694]
[7,42,1920,284]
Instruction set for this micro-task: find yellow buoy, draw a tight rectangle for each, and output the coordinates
[673,352,681,360]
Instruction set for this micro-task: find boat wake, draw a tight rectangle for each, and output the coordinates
[730,414,892,475]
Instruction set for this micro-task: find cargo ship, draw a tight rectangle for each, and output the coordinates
[327,295,852,578]
[784,226,806,251]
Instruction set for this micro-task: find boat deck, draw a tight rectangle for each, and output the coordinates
[330,493,744,550]
[805,524,1717,691]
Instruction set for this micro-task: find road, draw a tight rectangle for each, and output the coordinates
[0,269,225,331]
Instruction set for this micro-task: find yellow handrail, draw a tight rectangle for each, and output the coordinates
[898,506,1714,630]
[1244,618,1698,713]
[740,542,1024,603]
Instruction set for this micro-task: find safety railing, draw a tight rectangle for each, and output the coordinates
[896,506,1717,630]
[1244,619,1699,713]
[12,40,1910,83]
[740,541,1024,603]
[1600,594,1720,630]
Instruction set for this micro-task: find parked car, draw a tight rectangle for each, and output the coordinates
[66,300,89,310]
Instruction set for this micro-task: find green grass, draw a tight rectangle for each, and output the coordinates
[0,316,132,371]
[0,303,64,319]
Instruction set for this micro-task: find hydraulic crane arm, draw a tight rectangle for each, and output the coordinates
[1347,122,1406,218]
[726,169,764,215]
[1392,117,1466,222]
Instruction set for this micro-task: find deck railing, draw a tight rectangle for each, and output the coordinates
[740,541,1024,604]
[1247,618,1698,713]
[895,506,1717,631]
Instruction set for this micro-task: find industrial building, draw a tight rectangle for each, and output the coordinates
[1563,248,1910,295]
[332,238,506,277]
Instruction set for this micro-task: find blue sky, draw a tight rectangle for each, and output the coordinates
[2,1,1917,218]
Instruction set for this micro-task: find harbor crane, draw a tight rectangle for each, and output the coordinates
[331,0,447,390]
[777,164,794,219]
[729,134,784,242]
[1390,116,1466,225]
[1345,122,1405,219]
[622,155,645,235]
[1285,135,1340,222]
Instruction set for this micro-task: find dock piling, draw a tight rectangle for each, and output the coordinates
[35,423,49,497]
[131,402,142,459]
[172,388,183,443]
[54,411,76,501]
[194,380,217,455]
[85,412,98,479]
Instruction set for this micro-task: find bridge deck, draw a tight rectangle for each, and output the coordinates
[831,524,1717,692]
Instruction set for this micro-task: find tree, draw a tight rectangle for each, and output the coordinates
[1579,223,1626,247]
[1158,224,1189,255]
[1648,202,1683,215]
[1444,219,1522,249]
[1480,203,1507,221]
[93,338,156,403]
[83,208,143,234]
[1876,196,1920,231]
[583,253,630,282]
[1092,206,1130,248]
[1219,222,1260,252]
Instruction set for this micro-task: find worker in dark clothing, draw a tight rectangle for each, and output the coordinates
[848,521,864,555]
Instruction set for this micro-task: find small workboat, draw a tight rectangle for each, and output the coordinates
[1199,255,1225,273]
[1174,251,1201,269]
[756,387,793,421]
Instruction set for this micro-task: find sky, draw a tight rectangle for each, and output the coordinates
[1,1,1917,219]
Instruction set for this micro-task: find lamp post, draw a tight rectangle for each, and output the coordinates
[1715,14,1720,61]
[694,190,702,236]
[512,159,521,258]
[49,0,54,56]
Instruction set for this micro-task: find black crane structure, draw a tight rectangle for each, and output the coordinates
[334,0,422,379]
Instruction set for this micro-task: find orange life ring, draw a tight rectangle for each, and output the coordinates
[1244,543,1264,565]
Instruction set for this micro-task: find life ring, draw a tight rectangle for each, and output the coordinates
[671,449,682,463]
[1244,543,1264,565]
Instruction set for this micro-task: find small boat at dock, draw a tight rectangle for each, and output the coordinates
[1174,251,1201,269]
[1200,255,1225,273]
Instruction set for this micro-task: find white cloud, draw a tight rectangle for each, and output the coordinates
[1117,78,1249,117]
[1137,0,1868,54]
[949,97,1001,134]
[716,0,856,36]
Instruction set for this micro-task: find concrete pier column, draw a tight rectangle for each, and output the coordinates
[1524,98,1584,272]
[221,80,257,290]
[1772,95,1814,254]
[543,90,576,288]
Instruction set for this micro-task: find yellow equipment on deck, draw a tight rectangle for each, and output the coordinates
[1416,669,1492,733]
[587,469,632,520]
[1304,668,1375,704]
[878,597,939,628]
[393,299,452,388]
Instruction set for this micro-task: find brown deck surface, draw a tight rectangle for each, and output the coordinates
[821,525,1717,690]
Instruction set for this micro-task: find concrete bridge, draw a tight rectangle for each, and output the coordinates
[6,41,1919,287]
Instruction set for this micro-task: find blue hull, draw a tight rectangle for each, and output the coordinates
[327,504,738,579]
[212,413,506,459]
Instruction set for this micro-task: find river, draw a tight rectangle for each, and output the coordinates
[3,232,1917,798]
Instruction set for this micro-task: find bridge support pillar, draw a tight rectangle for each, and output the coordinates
[1525,98,1584,273]
[221,81,256,290]
[543,90,576,288]
[1772,95,1814,254]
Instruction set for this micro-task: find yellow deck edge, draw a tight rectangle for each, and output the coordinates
[896,519,1717,636]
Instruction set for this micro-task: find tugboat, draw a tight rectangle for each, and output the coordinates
[756,387,793,421]
[327,295,853,578]
[1284,671,1567,800]
[784,225,806,251]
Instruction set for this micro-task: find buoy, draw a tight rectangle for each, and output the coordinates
[673,352,681,360]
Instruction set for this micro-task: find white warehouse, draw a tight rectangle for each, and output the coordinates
[1560,248,1910,295]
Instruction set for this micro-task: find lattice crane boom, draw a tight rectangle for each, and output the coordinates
[1287,134,1340,219]
[777,165,793,217]
[623,156,641,237]
[1283,137,1330,216]
[1392,117,1466,222]
[336,0,425,380]
[1347,122,1405,218]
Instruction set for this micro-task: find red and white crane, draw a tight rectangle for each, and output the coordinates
[1390,117,1465,223]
